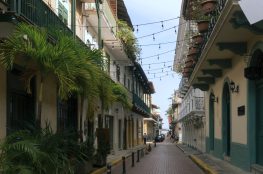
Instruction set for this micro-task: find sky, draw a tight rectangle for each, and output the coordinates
[123,0,182,129]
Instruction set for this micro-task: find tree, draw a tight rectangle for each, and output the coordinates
[0,23,100,128]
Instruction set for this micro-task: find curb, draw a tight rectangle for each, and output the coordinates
[176,144,185,153]
[90,158,122,174]
[189,155,218,174]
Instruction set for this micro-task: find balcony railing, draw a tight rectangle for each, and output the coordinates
[191,0,227,77]
[8,0,72,35]
[179,97,204,120]
[132,93,150,115]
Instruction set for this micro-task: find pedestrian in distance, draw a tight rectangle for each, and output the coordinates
[143,133,147,145]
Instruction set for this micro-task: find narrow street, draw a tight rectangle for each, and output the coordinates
[107,140,204,174]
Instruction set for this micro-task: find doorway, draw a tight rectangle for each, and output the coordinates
[7,68,36,134]
[209,93,215,151]
[222,82,231,157]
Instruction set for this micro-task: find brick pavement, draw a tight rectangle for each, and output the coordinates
[106,141,204,174]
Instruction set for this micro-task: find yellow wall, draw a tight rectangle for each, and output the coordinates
[207,55,247,144]
[0,66,6,139]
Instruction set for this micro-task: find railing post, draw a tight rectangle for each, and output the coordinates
[137,150,140,162]
[132,152,135,167]
[107,163,111,174]
[122,156,126,174]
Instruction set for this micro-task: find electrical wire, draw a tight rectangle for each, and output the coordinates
[138,49,175,60]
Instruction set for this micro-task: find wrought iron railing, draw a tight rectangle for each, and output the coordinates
[132,93,150,115]
[9,0,72,35]
[190,0,227,77]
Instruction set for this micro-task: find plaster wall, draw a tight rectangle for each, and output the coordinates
[208,55,247,144]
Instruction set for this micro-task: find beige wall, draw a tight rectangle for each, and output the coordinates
[0,66,6,139]
[207,55,248,144]
[41,75,57,131]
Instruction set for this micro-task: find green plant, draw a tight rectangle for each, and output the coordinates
[116,20,141,61]
[184,0,211,21]
[0,23,104,129]
[0,124,90,174]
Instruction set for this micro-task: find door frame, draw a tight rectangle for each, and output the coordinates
[222,81,231,157]
[247,45,263,165]
[209,92,215,151]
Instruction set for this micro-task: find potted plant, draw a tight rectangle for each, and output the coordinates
[201,0,217,15]
[192,34,203,45]
[187,52,198,61]
[185,59,195,68]
[196,18,210,33]
[189,45,199,55]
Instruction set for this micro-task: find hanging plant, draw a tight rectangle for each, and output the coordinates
[116,20,141,61]
[192,34,204,45]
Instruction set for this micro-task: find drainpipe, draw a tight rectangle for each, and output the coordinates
[71,0,76,40]
[95,0,102,49]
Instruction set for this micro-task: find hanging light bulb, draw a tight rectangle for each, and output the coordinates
[161,21,164,29]
[159,44,161,49]
[140,59,142,64]
[136,25,139,33]
[160,77,162,81]
[164,62,166,67]
[149,64,150,69]
[154,73,155,78]
[174,27,177,33]
[157,55,159,60]
[153,34,155,41]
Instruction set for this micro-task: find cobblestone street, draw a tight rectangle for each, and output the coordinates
[106,141,204,174]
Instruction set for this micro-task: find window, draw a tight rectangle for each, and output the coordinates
[128,79,130,91]
[124,74,126,87]
[116,65,120,82]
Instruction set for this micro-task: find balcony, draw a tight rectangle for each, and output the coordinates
[185,0,260,89]
[132,93,150,117]
[83,0,117,40]
[2,0,72,35]
[178,97,204,121]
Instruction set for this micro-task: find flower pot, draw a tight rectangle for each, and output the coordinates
[192,34,203,45]
[187,52,198,61]
[197,20,209,33]
[189,46,198,55]
[201,0,217,15]
[185,60,194,68]
[183,67,193,73]
[182,72,190,78]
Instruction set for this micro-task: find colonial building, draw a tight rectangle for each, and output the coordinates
[176,0,263,172]
[173,3,206,152]
[0,0,154,157]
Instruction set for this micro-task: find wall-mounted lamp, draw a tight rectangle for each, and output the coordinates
[211,95,218,103]
[115,108,119,113]
[230,81,239,93]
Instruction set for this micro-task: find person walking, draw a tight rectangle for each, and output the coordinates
[143,133,147,145]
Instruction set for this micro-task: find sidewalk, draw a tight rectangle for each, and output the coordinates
[91,144,148,174]
[177,143,251,174]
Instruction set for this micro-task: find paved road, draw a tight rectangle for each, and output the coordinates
[108,141,204,174]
